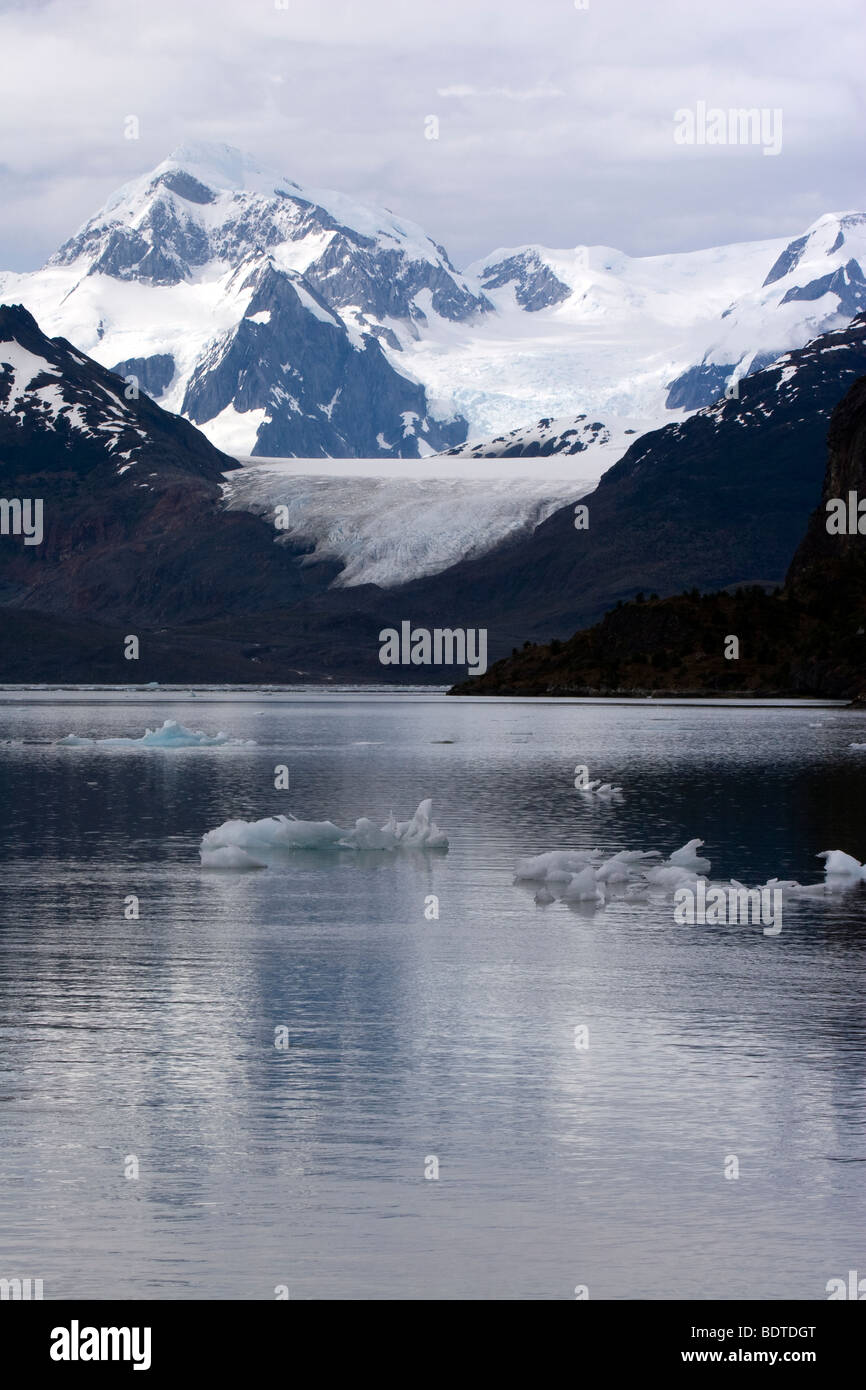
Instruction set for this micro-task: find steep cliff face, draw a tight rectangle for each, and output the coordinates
[781,375,866,697]
[451,374,866,700]
[787,375,866,596]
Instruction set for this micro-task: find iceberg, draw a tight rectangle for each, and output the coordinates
[58,719,254,748]
[200,797,448,869]
[817,849,866,879]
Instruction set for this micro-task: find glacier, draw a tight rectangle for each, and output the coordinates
[222,454,603,588]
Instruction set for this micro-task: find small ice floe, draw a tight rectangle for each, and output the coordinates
[513,838,865,915]
[560,866,606,904]
[58,719,255,748]
[668,838,712,874]
[200,797,448,869]
[203,844,268,872]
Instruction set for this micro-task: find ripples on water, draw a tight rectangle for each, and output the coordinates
[0,694,864,1299]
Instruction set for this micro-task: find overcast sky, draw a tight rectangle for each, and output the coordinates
[0,0,863,271]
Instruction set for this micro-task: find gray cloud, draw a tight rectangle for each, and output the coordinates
[0,0,863,271]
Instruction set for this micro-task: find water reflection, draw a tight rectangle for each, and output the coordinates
[0,697,864,1298]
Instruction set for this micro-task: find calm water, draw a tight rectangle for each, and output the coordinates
[1,692,865,1301]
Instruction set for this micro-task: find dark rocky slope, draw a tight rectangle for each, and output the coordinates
[0,304,337,631]
[450,375,866,700]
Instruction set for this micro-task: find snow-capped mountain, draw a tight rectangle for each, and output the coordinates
[402,235,790,441]
[409,215,866,441]
[665,212,866,408]
[1,142,864,458]
[0,303,330,624]
[0,301,236,484]
[443,412,648,460]
[0,144,485,458]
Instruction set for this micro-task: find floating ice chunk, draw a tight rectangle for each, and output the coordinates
[202,845,267,871]
[668,839,712,874]
[762,877,827,898]
[200,797,448,868]
[202,815,345,857]
[515,836,860,913]
[596,850,660,882]
[818,849,866,878]
[58,719,255,748]
[346,816,394,850]
[643,864,699,890]
[514,849,599,882]
[382,798,449,849]
[560,867,605,904]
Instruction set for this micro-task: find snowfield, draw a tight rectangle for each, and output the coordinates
[406,236,791,438]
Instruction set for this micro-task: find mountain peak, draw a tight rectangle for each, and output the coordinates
[0,302,42,341]
[158,142,302,198]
